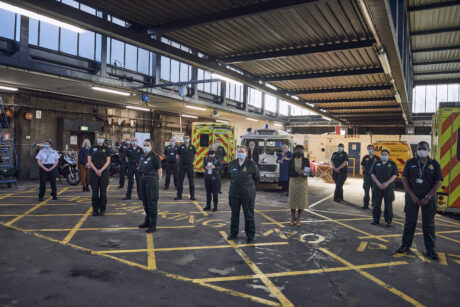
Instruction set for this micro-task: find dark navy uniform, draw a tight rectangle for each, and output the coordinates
[138,151,161,229]
[125,146,144,199]
[331,151,349,201]
[203,153,222,210]
[370,160,398,224]
[163,145,178,190]
[118,143,129,188]
[176,143,197,199]
[89,144,110,214]
[228,159,260,239]
[401,157,443,252]
[361,154,381,208]
[215,145,226,192]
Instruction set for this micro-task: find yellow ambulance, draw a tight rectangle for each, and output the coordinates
[372,141,413,180]
[191,122,236,174]
[432,103,460,213]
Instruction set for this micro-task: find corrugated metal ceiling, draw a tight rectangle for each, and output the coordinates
[77,0,405,123]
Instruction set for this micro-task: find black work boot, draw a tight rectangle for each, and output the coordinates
[146,226,156,233]
[396,246,410,253]
[138,223,148,228]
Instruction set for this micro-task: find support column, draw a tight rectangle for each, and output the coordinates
[100,12,108,77]
[19,16,29,62]
[261,92,265,115]
[243,84,248,111]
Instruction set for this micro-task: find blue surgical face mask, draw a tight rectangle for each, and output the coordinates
[131,141,137,147]
[143,146,151,153]
[184,139,190,144]
[249,145,254,149]
[283,147,287,152]
[170,142,175,147]
[237,152,246,160]
[338,147,343,152]
[417,150,428,158]
[84,143,90,148]
[43,144,49,149]
[215,143,219,147]
[381,155,389,162]
[368,149,374,155]
[126,141,130,145]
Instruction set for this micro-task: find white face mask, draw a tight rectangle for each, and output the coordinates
[97,138,104,145]
[338,147,343,152]
[417,149,428,158]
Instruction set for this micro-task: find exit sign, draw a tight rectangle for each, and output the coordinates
[80,126,89,131]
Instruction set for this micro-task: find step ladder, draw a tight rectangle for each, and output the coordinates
[0,96,18,187]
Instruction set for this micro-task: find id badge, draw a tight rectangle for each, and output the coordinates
[416,178,424,184]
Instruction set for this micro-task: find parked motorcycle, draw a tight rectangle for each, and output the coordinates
[110,152,121,176]
[58,152,80,185]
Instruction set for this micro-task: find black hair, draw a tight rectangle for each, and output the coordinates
[295,145,304,150]
[144,139,152,144]
[338,143,344,147]
[381,149,390,155]
[367,144,374,149]
[44,139,53,146]
[418,141,429,149]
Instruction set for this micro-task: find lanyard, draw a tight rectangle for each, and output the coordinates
[417,159,428,179]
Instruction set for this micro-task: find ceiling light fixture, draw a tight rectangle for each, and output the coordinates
[185,105,206,111]
[181,114,198,118]
[274,123,283,127]
[0,85,18,91]
[265,83,277,91]
[210,73,242,85]
[92,86,131,96]
[126,105,150,112]
[291,95,299,100]
[216,119,229,123]
[246,117,258,122]
[0,1,86,33]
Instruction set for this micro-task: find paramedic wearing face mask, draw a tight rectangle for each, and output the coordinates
[163,138,179,190]
[397,141,443,260]
[361,144,381,209]
[331,143,349,202]
[88,132,111,216]
[36,139,60,201]
[370,149,398,226]
[117,138,130,189]
[124,137,143,200]
[227,145,260,243]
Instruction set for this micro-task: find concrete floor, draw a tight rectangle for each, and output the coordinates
[1,175,460,307]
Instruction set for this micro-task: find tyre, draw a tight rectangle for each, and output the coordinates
[66,168,80,185]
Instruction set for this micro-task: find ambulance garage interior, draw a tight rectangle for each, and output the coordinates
[1,0,460,306]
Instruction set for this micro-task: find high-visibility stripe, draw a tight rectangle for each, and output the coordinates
[441,129,458,159]
[442,114,453,134]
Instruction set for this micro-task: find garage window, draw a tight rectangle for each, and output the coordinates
[199,134,209,148]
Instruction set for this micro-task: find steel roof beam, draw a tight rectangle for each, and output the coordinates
[286,84,393,95]
[146,0,318,35]
[309,97,395,104]
[336,112,401,117]
[414,79,460,85]
[414,70,460,76]
[408,1,460,12]
[410,26,460,36]
[260,67,383,82]
[221,39,376,63]
[412,45,460,53]
[321,105,400,110]
[413,59,460,66]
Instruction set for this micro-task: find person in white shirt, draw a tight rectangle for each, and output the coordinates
[35,139,60,201]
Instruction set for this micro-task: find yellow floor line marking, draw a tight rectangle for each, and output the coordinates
[146,233,157,270]
[410,248,430,263]
[438,252,448,265]
[188,215,195,224]
[358,229,460,239]
[0,213,126,217]
[0,193,14,200]
[194,261,409,283]
[393,220,460,245]
[192,200,208,216]
[5,187,70,226]
[435,216,460,226]
[309,209,371,218]
[220,231,293,307]
[62,206,93,244]
[306,209,388,242]
[320,248,425,307]
[94,242,289,254]
[261,217,373,225]
[309,194,333,208]
[357,241,368,252]
[22,225,195,232]
[255,209,285,228]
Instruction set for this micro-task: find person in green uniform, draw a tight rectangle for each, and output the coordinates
[163,137,178,190]
[88,132,111,216]
[137,139,162,233]
[124,137,143,200]
[227,145,260,243]
[214,140,226,193]
[117,138,130,189]
[370,149,398,226]
[331,143,349,202]
[175,135,197,201]
[397,141,443,260]
[361,144,381,209]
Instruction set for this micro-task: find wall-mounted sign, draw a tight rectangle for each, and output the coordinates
[36,110,42,119]
[80,126,89,131]
[70,135,78,145]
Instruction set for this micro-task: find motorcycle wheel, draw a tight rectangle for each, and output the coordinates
[66,168,81,185]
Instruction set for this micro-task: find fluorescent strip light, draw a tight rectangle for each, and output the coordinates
[377,49,392,75]
[181,114,198,118]
[322,116,332,121]
[305,102,314,107]
[0,1,85,33]
[274,123,283,127]
[265,83,277,91]
[211,73,243,85]
[395,93,402,104]
[246,117,258,122]
[185,105,206,111]
[291,95,299,100]
[126,106,150,112]
[92,86,130,96]
[216,119,229,123]
[0,85,18,91]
